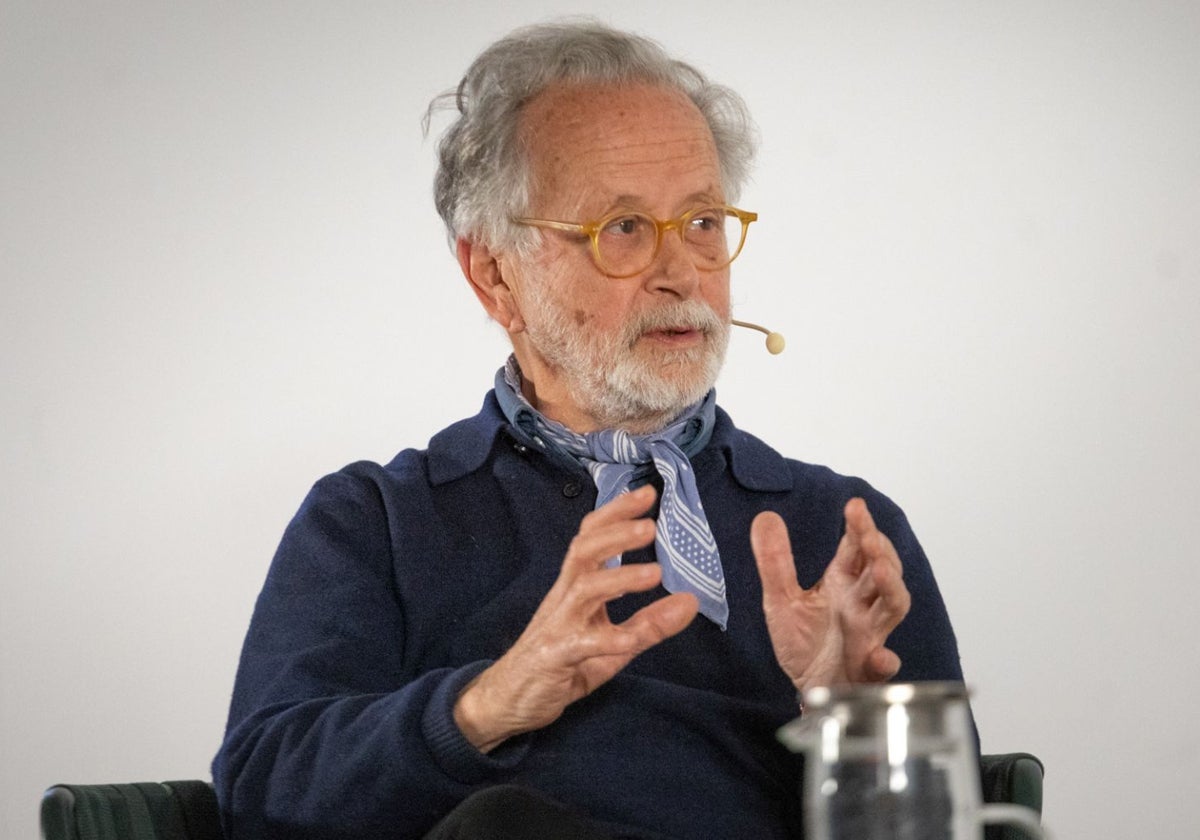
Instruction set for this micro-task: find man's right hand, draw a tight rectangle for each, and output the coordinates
[452,484,699,753]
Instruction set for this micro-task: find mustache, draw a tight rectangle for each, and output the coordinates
[623,301,726,345]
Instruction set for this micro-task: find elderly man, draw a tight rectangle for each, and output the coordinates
[213,21,965,840]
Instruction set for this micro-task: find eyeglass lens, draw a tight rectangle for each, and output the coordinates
[595,208,742,276]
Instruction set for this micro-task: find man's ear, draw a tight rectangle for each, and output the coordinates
[456,238,525,333]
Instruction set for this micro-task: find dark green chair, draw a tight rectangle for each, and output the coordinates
[982,752,1045,839]
[40,780,221,840]
[41,754,1043,839]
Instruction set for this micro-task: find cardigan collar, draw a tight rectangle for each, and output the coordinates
[426,389,793,494]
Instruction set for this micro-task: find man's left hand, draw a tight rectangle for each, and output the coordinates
[750,498,911,694]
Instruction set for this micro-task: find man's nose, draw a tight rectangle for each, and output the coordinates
[645,230,701,297]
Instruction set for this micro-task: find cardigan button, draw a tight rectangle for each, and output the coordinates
[562,481,582,498]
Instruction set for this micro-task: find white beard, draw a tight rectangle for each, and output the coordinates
[521,283,729,432]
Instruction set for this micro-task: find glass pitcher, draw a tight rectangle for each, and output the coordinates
[777,682,1043,840]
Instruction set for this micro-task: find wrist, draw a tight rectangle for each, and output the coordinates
[453,675,510,754]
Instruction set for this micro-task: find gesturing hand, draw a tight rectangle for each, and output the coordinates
[750,498,911,694]
[454,485,699,752]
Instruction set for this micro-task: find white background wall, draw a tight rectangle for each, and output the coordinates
[3,2,1197,838]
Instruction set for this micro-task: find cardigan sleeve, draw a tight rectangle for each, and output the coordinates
[211,467,528,840]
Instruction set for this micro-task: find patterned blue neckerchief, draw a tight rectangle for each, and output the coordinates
[495,358,728,628]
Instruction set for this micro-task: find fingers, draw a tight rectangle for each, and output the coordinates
[847,503,910,625]
[542,482,685,653]
[843,497,877,540]
[828,498,871,575]
[585,483,657,528]
[572,561,666,611]
[617,592,699,653]
[849,537,901,600]
[458,488,688,751]
[561,485,658,575]
[865,646,902,682]
[842,529,909,643]
[751,510,802,603]
[862,552,910,612]
[837,498,902,580]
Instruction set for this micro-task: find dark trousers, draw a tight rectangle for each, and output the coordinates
[422,785,616,840]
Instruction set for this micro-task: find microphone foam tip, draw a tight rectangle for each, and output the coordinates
[765,332,786,355]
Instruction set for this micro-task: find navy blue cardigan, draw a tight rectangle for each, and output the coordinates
[213,393,964,840]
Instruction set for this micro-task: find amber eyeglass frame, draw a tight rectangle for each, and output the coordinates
[512,205,758,279]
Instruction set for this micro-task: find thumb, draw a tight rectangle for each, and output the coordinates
[751,511,803,601]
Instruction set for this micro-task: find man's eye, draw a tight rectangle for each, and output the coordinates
[603,216,646,236]
[688,210,724,232]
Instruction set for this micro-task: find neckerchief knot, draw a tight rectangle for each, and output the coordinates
[496,359,728,628]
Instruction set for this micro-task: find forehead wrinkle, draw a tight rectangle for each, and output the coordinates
[556,134,721,202]
[521,82,722,216]
[582,137,715,171]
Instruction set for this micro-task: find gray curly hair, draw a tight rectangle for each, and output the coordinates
[427,20,757,253]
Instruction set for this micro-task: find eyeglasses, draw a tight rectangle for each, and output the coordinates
[512,205,758,279]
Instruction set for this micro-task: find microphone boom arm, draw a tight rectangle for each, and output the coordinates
[731,319,786,355]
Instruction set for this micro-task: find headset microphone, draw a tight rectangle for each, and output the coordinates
[731,319,786,355]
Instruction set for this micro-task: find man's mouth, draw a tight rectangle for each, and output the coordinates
[625,301,724,350]
[641,325,705,345]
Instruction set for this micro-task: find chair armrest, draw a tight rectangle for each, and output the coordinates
[39,780,220,840]
[980,752,1044,814]
[40,786,78,840]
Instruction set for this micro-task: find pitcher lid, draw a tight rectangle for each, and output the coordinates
[802,680,969,710]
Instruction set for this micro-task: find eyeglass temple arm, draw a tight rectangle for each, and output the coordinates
[512,218,587,233]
